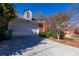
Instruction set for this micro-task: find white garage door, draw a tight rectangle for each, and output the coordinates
[8,21,39,36]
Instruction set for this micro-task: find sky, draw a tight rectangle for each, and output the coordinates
[14,3,79,26]
[14,3,76,16]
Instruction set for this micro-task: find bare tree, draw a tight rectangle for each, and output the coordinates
[48,12,69,40]
[48,6,79,40]
[33,12,46,21]
[69,5,79,27]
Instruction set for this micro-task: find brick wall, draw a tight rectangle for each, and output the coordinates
[39,20,48,33]
[64,27,78,36]
[75,28,79,34]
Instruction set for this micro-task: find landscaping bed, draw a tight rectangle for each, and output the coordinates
[49,37,79,48]
[39,31,65,39]
[39,31,79,48]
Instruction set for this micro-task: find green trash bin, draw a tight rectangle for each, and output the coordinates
[3,29,13,40]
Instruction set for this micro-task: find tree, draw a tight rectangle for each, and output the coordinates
[48,6,79,40]
[33,12,46,21]
[0,4,4,29]
[0,3,16,29]
[0,3,16,40]
[67,5,79,36]
[48,12,69,40]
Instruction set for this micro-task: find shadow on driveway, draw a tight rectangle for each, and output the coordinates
[0,35,44,56]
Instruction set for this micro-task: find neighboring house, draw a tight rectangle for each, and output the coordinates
[75,28,79,34]
[64,27,76,36]
[8,10,48,35]
[64,26,79,37]
[64,13,79,37]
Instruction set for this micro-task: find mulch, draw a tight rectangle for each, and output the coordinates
[48,37,79,48]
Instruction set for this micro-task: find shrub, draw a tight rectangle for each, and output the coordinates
[39,32,47,37]
[3,29,13,40]
[0,29,13,41]
[59,30,65,39]
[39,32,57,38]
[46,31,56,38]
[39,30,65,39]
[46,32,53,37]
[52,32,58,39]
[52,30,65,39]
[0,29,4,41]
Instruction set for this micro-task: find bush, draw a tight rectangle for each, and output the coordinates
[39,30,65,39]
[0,29,13,41]
[39,32,57,38]
[3,29,13,40]
[45,32,53,37]
[0,29,4,41]
[39,32,47,37]
[46,32,57,38]
[59,30,65,39]
[52,30,65,39]
[52,32,58,39]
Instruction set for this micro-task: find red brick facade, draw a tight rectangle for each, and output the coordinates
[39,20,79,36]
[64,27,79,36]
[39,20,48,33]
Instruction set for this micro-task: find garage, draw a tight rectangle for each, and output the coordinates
[8,18,39,36]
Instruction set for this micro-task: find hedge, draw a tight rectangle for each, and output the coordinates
[39,31,65,39]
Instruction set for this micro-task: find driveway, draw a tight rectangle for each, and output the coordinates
[16,39,79,56]
[0,35,79,56]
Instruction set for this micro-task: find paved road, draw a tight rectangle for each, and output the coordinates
[0,35,79,56]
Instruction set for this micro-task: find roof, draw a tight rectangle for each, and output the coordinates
[13,13,41,24]
[16,13,24,19]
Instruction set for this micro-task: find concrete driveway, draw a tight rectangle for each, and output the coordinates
[31,39,79,56]
[17,39,79,56]
[0,34,79,56]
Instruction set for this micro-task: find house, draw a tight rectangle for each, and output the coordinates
[8,10,48,36]
[64,13,79,37]
[64,26,79,37]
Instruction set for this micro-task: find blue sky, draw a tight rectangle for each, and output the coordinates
[14,3,76,16]
[14,3,79,26]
